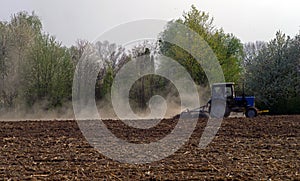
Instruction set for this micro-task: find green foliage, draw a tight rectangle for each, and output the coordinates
[159,5,243,86]
[100,66,114,98]
[0,11,42,108]
[128,46,155,109]
[209,31,243,83]
[0,22,8,80]
[10,11,42,34]
[245,31,300,114]
[0,11,75,109]
[92,40,130,100]
[24,34,74,107]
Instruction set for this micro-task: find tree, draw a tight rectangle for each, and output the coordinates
[101,66,114,98]
[0,11,42,108]
[92,40,130,100]
[243,41,267,66]
[129,45,154,109]
[159,5,243,86]
[209,30,244,83]
[23,34,74,108]
[0,22,8,90]
[70,39,90,67]
[245,31,300,114]
[0,22,8,108]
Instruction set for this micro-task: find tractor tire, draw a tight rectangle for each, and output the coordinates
[224,108,231,118]
[245,107,258,118]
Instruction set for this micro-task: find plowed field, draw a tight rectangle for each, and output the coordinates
[0,115,299,180]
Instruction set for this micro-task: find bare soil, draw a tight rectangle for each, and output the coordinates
[0,115,299,180]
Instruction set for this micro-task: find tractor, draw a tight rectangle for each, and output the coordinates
[179,82,259,118]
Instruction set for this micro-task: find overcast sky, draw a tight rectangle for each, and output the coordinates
[1,0,300,46]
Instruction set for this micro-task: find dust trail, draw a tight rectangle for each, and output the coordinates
[0,85,210,121]
[97,84,210,119]
[0,101,75,121]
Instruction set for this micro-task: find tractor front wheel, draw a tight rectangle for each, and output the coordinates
[245,107,258,118]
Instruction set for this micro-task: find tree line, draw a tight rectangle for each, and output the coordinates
[244,32,300,114]
[0,6,299,115]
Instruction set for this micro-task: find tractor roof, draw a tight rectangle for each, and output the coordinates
[212,82,235,86]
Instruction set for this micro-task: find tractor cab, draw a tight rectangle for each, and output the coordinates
[211,82,235,99]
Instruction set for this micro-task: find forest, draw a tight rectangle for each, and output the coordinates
[0,6,299,115]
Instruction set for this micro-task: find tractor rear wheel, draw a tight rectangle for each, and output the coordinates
[245,107,257,118]
[224,108,231,118]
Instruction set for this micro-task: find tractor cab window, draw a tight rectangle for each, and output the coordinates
[212,86,225,98]
[225,86,233,98]
[212,84,234,99]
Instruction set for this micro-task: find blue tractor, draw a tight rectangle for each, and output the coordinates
[209,82,258,118]
[180,82,259,118]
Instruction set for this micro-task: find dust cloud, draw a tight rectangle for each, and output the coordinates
[0,85,210,121]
